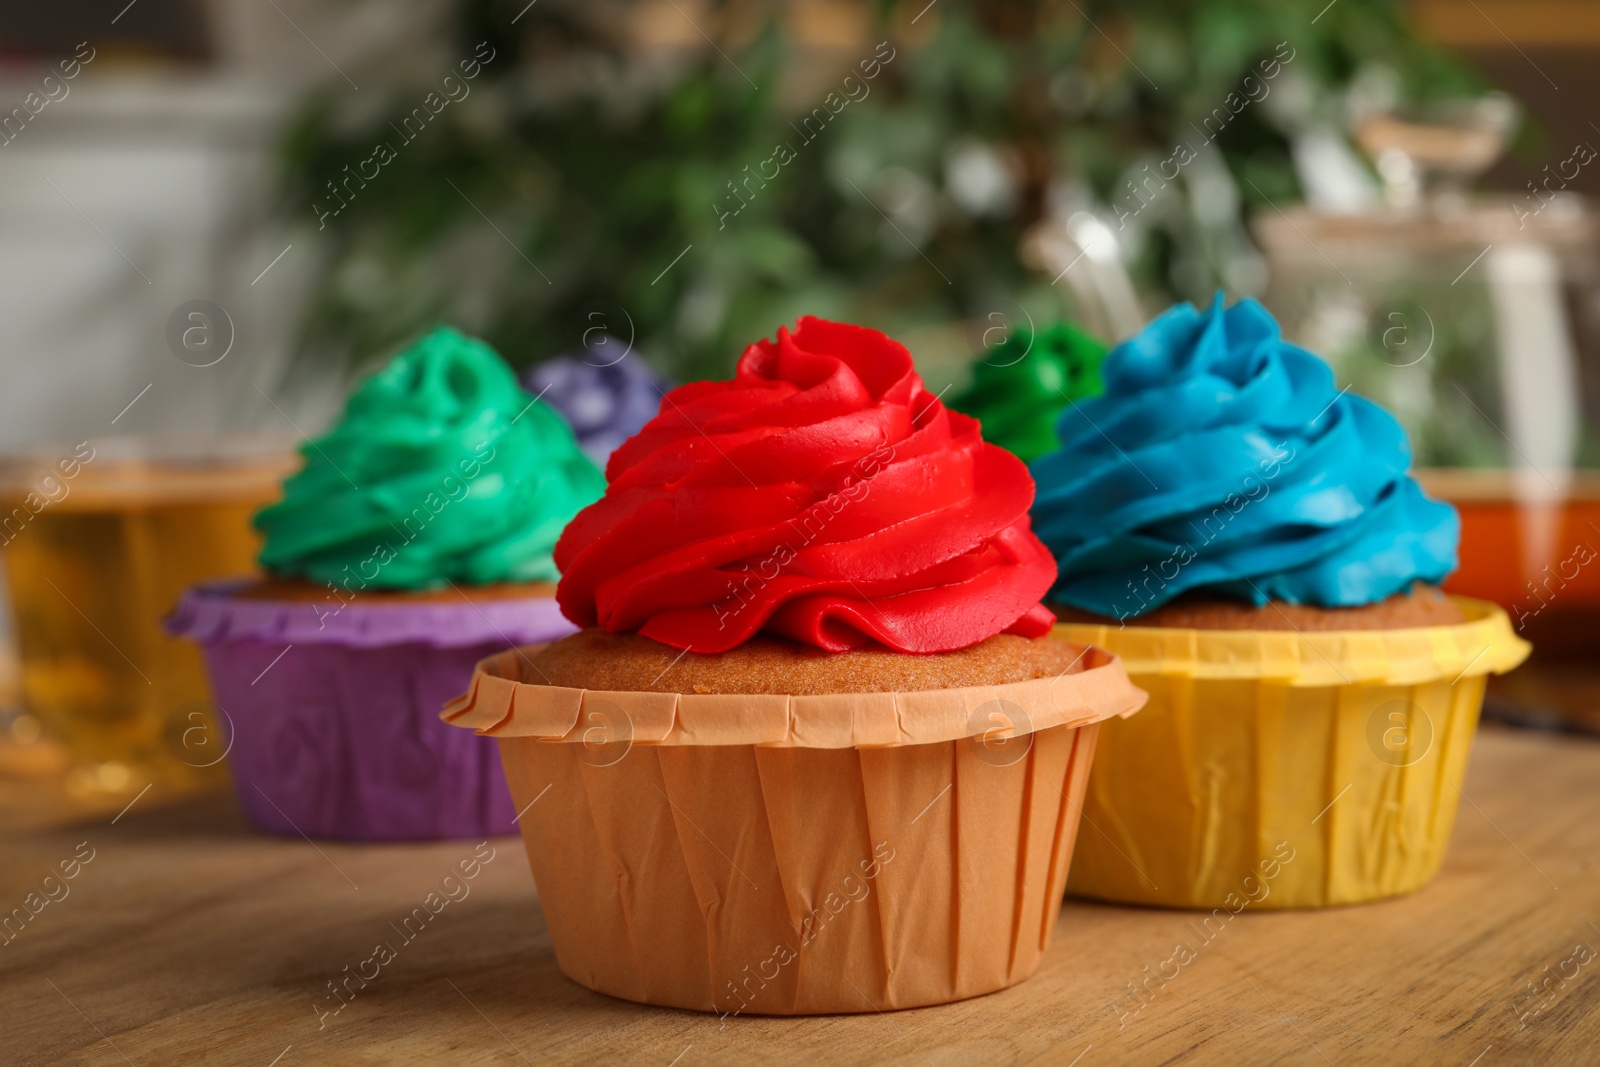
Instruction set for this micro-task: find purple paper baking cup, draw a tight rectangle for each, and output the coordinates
[166,580,576,841]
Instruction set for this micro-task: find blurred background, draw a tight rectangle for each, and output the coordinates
[3,0,1600,794]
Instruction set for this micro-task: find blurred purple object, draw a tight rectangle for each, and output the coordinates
[524,347,670,464]
[166,581,576,841]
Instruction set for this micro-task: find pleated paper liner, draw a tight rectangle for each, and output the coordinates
[1056,596,1530,909]
[167,580,576,841]
[441,639,1147,1014]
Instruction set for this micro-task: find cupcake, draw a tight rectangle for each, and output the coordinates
[443,316,1146,1013]
[168,326,604,840]
[523,347,672,466]
[950,320,1108,462]
[1031,296,1529,908]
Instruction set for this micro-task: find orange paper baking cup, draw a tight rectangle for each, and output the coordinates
[1056,597,1530,909]
[441,640,1146,1014]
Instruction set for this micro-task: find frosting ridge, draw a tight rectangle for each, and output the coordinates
[555,316,1058,653]
[1030,296,1458,617]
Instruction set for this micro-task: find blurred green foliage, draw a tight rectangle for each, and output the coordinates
[279,0,1482,381]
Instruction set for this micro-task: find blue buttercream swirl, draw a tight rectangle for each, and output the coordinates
[1030,296,1459,619]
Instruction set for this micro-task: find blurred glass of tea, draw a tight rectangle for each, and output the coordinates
[0,434,296,794]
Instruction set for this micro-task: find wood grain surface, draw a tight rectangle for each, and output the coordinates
[4,723,1597,1066]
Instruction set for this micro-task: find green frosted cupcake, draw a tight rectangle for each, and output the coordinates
[256,325,605,588]
[167,326,607,840]
[951,322,1108,462]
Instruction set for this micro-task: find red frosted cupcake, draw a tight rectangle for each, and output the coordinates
[444,316,1145,1013]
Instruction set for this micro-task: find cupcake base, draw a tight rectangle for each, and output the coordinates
[500,721,1100,1013]
[168,579,575,841]
[444,632,1147,1012]
[207,639,523,840]
[1056,596,1529,908]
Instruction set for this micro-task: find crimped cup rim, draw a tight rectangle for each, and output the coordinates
[1053,595,1529,686]
[439,638,1147,749]
[166,578,574,651]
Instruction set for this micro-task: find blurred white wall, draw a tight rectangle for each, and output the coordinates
[0,0,451,662]
[0,0,453,450]
[0,77,296,447]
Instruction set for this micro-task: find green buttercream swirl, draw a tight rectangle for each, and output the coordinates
[951,322,1109,462]
[255,326,605,589]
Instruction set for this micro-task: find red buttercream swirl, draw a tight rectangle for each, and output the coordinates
[554,316,1058,653]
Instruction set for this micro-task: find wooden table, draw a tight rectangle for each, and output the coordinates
[5,722,1597,1066]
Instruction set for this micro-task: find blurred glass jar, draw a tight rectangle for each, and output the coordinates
[0,434,295,793]
[1255,198,1600,468]
[1255,93,1600,629]
[1255,194,1600,610]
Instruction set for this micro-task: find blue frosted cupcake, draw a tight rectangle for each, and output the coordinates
[1033,296,1528,907]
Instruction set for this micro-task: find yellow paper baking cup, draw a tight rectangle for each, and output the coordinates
[442,640,1146,1013]
[1056,597,1529,909]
